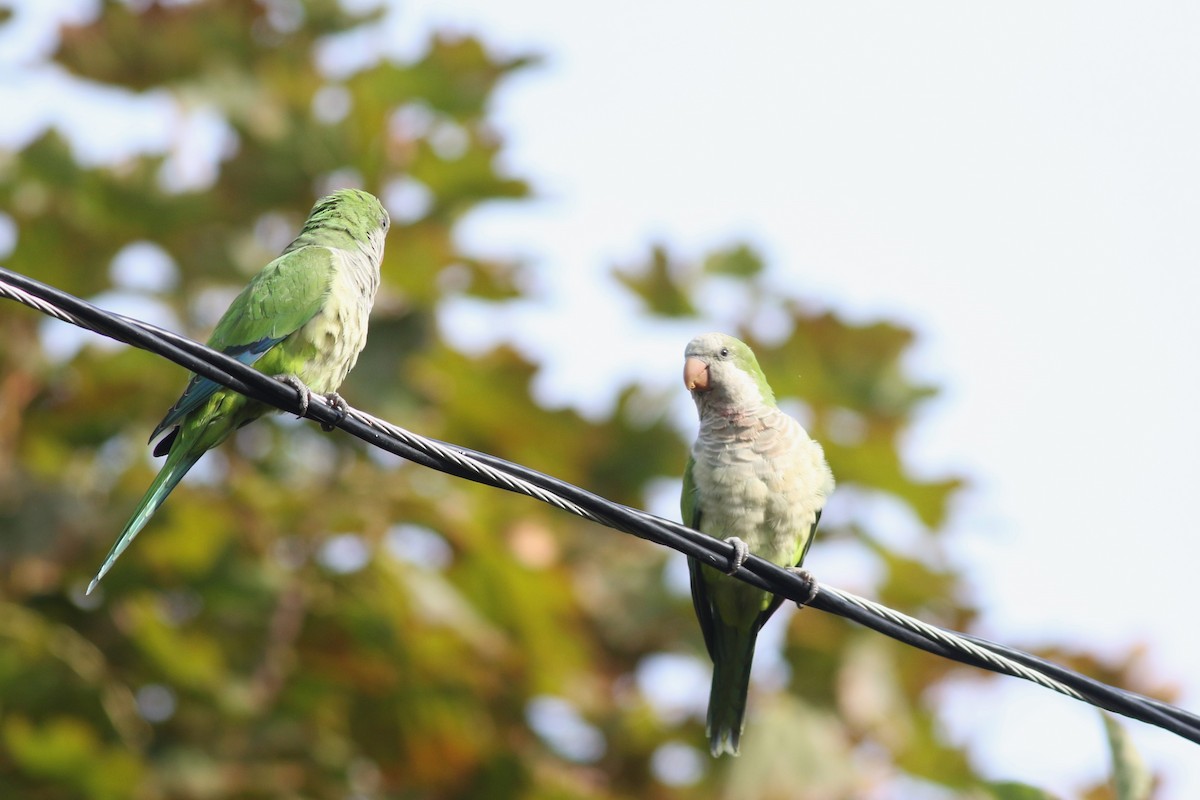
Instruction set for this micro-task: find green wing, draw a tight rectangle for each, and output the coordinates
[206,246,337,351]
[151,246,337,444]
[682,456,720,660]
[680,455,699,532]
[756,508,822,623]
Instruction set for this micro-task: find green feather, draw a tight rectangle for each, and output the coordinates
[721,336,776,406]
[88,445,203,595]
[89,189,388,593]
[151,246,338,441]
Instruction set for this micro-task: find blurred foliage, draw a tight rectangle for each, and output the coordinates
[1103,713,1153,800]
[0,1,1166,798]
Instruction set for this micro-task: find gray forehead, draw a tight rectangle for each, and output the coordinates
[685,332,731,357]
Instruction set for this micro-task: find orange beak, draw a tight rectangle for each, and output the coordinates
[684,357,711,392]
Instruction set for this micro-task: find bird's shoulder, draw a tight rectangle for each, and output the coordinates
[207,247,337,346]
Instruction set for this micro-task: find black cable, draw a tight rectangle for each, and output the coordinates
[961,632,1200,731]
[417,444,1200,735]
[3,265,1198,745]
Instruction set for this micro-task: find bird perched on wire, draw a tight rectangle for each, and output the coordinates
[88,188,390,594]
[680,332,834,756]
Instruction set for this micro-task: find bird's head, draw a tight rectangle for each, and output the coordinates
[300,188,391,265]
[322,188,390,234]
[683,332,775,411]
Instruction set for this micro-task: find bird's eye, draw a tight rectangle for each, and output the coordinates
[719,347,730,357]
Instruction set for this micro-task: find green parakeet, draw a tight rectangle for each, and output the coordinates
[88,188,390,594]
[681,332,834,757]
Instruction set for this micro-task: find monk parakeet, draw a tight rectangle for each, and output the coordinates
[681,332,834,756]
[88,188,389,594]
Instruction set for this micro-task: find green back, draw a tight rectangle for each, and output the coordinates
[151,246,336,442]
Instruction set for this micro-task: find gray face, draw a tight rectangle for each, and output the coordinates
[683,333,767,409]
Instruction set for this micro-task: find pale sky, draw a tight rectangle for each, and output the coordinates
[397,2,1200,794]
[5,0,1200,795]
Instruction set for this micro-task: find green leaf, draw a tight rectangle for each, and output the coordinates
[984,780,1059,800]
[613,245,697,317]
[703,243,763,278]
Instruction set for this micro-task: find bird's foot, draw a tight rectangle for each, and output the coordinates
[724,537,749,575]
[787,567,820,608]
[274,374,314,418]
[321,392,348,432]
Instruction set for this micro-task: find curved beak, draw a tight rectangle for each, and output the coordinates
[684,357,711,392]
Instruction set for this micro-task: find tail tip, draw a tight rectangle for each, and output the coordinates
[709,728,742,758]
[86,576,101,596]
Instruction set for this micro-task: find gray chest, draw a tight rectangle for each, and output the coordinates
[296,250,378,392]
[690,410,831,564]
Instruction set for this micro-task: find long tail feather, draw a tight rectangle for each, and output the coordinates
[87,447,203,594]
[707,623,760,757]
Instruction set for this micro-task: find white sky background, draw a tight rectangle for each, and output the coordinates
[408,1,1200,796]
[4,0,1200,795]
[401,3,1200,794]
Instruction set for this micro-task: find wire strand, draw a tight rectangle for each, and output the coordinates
[3,265,1198,745]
